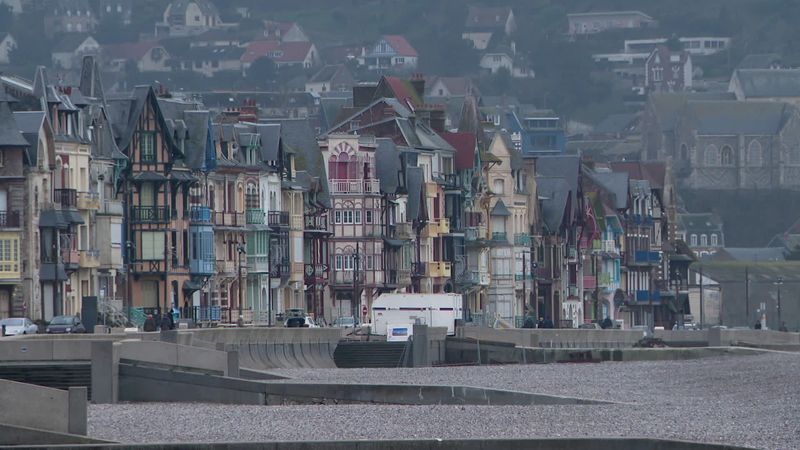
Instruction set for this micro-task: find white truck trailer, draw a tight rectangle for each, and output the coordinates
[371,293,463,341]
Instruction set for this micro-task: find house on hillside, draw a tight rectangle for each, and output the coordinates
[98,0,132,25]
[729,69,800,105]
[0,32,16,65]
[359,35,418,71]
[261,21,310,43]
[44,0,98,37]
[425,76,479,98]
[479,42,534,78]
[156,0,225,37]
[102,41,171,73]
[677,213,724,258]
[305,64,355,94]
[462,6,516,50]
[241,40,319,69]
[644,46,692,93]
[711,248,786,263]
[737,54,784,71]
[171,46,244,77]
[567,11,656,36]
[0,0,21,14]
[51,35,100,70]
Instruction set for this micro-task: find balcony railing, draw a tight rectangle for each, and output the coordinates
[0,211,20,228]
[635,290,661,302]
[98,200,124,216]
[190,259,215,275]
[398,268,412,284]
[213,211,245,227]
[330,179,380,195]
[491,232,508,243]
[438,173,461,189]
[583,275,596,289]
[247,255,269,273]
[267,211,289,228]
[216,260,236,275]
[79,250,100,268]
[303,263,327,282]
[395,223,413,239]
[131,206,169,223]
[514,233,531,246]
[515,273,534,281]
[189,206,212,223]
[411,262,426,277]
[62,248,80,266]
[54,188,77,208]
[269,260,289,278]
[304,214,328,231]
[465,225,487,242]
[76,191,100,210]
[632,250,661,265]
[246,208,265,225]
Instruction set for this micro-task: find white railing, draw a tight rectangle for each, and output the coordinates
[330,179,380,194]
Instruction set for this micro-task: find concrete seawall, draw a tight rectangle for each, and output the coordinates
[0,379,87,435]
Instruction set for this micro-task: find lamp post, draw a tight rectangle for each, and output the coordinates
[774,276,784,329]
[237,243,247,325]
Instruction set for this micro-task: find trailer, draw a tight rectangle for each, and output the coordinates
[371,293,463,340]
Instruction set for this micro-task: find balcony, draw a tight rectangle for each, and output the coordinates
[246,208,265,225]
[267,211,290,228]
[131,206,169,223]
[471,270,490,285]
[411,262,426,278]
[567,245,578,261]
[398,268,412,285]
[190,258,215,276]
[329,179,380,195]
[514,233,531,246]
[395,223,413,239]
[425,262,450,278]
[424,182,438,197]
[440,261,451,278]
[0,211,20,228]
[213,211,245,228]
[438,218,450,234]
[76,191,100,210]
[635,290,661,302]
[421,222,439,238]
[583,275,596,290]
[54,188,77,208]
[62,248,79,269]
[465,225,487,243]
[189,206,212,223]
[491,232,508,243]
[79,250,100,268]
[303,263,327,283]
[0,250,20,279]
[333,270,356,284]
[98,200,124,216]
[598,273,613,287]
[290,214,303,230]
[304,214,329,232]
[269,260,289,278]
[247,255,270,274]
[515,273,534,281]
[631,250,661,266]
[216,260,236,275]
[438,173,461,189]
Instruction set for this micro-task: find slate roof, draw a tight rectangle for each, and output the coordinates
[648,92,735,132]
[712,247,786,262]
[594,113,638,135]
[686,100,793,135]
[536,176,569,233]
[490,199,511,216]
[14,111,46,164]
[585,169,628,210]
[183,45,245,61]
[465,6,512,30]
[535,155,580,198]
[678,213,723,233]
[609,161,666,189]
[106,85,152,152]
[406,166,424,221]
[267,119,329,206]
[737,54,783,70]
[102,41,162,60]
[319,97,351,133]
[241,40,312,64]
[254,123,281,161]
[733,69,800,98]
[375,138,402,194]
[0,100,30,148]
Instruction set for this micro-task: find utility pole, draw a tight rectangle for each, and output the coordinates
[699,266,705,329]
[594,251,599,321]
[775,276,784,329]
[745,266,750,326]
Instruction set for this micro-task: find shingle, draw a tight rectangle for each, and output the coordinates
[406,166,424,221]
[734,69,800,98]
[375,138,402,194]
[0,101,30,148]
[536,176,569,233]
[687,100,792,135]
[254,123,281,162]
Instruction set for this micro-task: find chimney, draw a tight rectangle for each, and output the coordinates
[410,73,425,102]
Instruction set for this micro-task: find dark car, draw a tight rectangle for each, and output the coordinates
[46,315,86,334]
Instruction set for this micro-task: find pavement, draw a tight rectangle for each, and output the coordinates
[88,352,800,449]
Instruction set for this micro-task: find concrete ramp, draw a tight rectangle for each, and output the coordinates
[186,328,342,369]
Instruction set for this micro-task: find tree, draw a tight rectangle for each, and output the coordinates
[247,57,277,88]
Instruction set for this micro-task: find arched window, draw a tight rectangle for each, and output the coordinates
[747,140,762,167]
[690,234,697,246]
[680,143,688,160]
[328,143,359,179]
[721,145,734,166]
[705,145,719,166]
[710,234,719,247]
[245,182,258,208]
[700,234,708,246]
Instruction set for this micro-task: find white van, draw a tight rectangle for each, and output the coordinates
[372,293,463,338]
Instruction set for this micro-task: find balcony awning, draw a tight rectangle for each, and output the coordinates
[39,210,69,229]
[183,279,204,293]
[63,210,84,224]
[169,171,198,183]
[490,200,512,217]
[248,224,271,231]
[131,172,167,183]
[383,237,405,247]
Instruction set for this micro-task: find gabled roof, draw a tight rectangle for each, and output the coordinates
[585,169,628,210]
[268,118,329,205]
[490,199,511,216]
[567,10,653,19]
[166,0,218,18]
[536,176,570,233]
[686,100,792,135]
[733,69,800,98]
[13,111,46,164]
[379,35,417,57]
[241,40,313,64]
[102,41,162,60]
[426,76,476,97]
[678,213,723,233]
[254,123,281,162]
[536,155,580,198]
[52,34,98,53]
[440,131,475,170]
[609,161,666,189]
[375,138,403,194]
[0,99,30,148]
[737,53,783,70]
[465,6,513,30]
[383,76,423,107]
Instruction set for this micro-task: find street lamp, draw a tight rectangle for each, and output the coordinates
[237,243,247,325]
[774,276,784,329]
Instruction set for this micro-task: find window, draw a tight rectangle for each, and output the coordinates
[111,223,122,247]
[0,151,4,167]
[710,234,718,247]
[343,210,353,224]
[690,234,697,246]
[141,231,165,260]
[700,234,708,247]
[493,178,505,194]
[335,255,342,270]
[365,255,374,270]
[343,254,354,270]
[140,281,159,307]
[747,140,762,167]
[493,55,501,62]
[652,67,663,82]
[721,146,734,166]
[334,210,342,224]
[704,145,719,166]
[140,132,156,162]
[0,237,19,273]
[354,210,361,224]
[106,5,111,12]
[140,183,155,206]
[366,210,373,223]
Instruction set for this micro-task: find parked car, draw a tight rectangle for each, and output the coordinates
[0,318,38,336]
[284,316,318,328]
[45,315,86,334]
[332,316,358,328]
[578,322,602,330]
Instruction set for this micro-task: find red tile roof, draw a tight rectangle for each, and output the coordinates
[465,6,512,30]
[382,35,417,57]
[102,41,162,60]
[241,40,312,64]
[383,76,422,107]
[440,132,476,170]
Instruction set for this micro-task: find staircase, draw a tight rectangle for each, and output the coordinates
[333,341,410,368]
